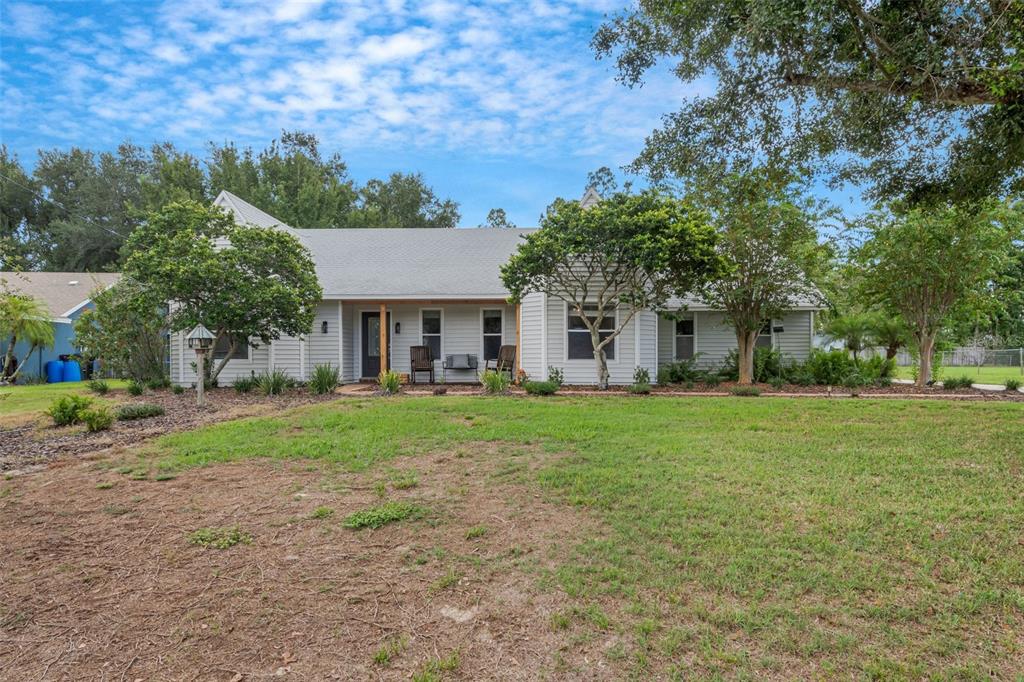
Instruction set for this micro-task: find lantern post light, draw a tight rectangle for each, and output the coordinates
[186,324,215,406]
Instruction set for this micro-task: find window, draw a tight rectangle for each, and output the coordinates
[675,317,695,359]
[213,334,248,361]
[482,309,503,361]
[567,305,615,360]
[755,321,773,349]
[421,310,442,360]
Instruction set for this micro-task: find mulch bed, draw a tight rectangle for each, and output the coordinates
[0,389,347,473]
[0,444,615,680]
[397,381,1024,401]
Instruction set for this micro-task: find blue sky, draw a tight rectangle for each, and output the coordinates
[0,0,864,227]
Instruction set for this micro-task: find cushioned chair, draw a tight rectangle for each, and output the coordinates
[409,345,435,384]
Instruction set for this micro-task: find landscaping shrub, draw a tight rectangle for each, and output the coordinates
[87,379,109,395]
[480,369,511,394]
[722,347,784,383]
[547,366,564,387]
[126,380,145,396]
[842,371,869,394]
[342,501,422,530]
[188,526,252,549]
[171,384,185,395]
[523,380,559,396]
[768,376,785,390]
[806,349,857,386]
[116,403,165,420]
[46,395,94,426]
[701,373,722,387]
[628,382,652,394]
[232,375,256,393]
[656,357,702,384]
[145,375,171,390]
[310,363,340,394]
[858,355,895,382]
[729,385,761,397]
[629,366,652,394]
[80,406,115,432]
[255,369,290,396]
[942,375,974,390]
[1006,378,1021,391]
[377,369,401,395]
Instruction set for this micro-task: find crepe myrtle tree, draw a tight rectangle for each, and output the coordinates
[123,200,322,383]
[855,201,1020,386]
[501,191,721,388]
[690,169,831,385]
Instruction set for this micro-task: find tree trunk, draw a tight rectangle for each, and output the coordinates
[7,344,38,383]
[593,347,610,390]
[736,329,757,385]
[917,334,936,387]
[885,344,898,361]
[2,333,17,380]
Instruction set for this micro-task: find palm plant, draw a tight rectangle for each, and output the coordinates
[0,293,55,383]
[824,313,874,362]
[868,316,911,360]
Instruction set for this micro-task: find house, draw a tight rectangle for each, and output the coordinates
[169,191,821,386]
[0,271,121,379]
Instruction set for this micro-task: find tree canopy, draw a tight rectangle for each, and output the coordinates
[501,190,721,387]
[0,291,54,383]
[688,169,831,384]
[0,132,462,271]
[122,201,322,382]
[480,208,515,229]
[854,201,1020,385]
[595,1,1024,205]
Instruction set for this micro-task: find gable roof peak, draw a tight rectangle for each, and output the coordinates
[579,186,602,209]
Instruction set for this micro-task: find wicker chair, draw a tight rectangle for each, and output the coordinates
[484,345,516,379]
[409,345,435,384]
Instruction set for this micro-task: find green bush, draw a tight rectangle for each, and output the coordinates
[842,371,869,391]
[343,501,423,530]
[657,357,702,384]
[255,369,291,396]
[87,379,109,395]
[1005,378,1021,391]
[858,355,895,381]
[523,380,559,395]
[480,369,511,394]
[628,382,652,394]
[942,375,974,390]
[145,375,171,390]
[309,363,340,394]
[377,369,401,395]
[729,385,761,397]
[805,349,857,386]
[116,403,165,420]
[547,366,564,387]
[768,376,785,390]
[46,395,94,426]
[722,347,784,383]
[81,406,115,432]
[172,384,185,395]
[126,380,145,396]
[701,373,722,387]
[232,375,256,393]
[633,366,650,385]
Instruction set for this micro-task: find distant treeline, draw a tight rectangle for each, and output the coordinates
[0,131,462,271]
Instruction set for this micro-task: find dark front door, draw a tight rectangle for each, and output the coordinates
[361,312,390,378]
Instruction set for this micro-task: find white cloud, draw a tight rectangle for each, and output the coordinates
[151,42,190,64]
[2,3,57,39]
[359,28,440,63]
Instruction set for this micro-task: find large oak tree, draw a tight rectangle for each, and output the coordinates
[595,1,1024,205]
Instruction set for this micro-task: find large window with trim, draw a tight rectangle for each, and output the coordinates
[482,309,503,361]
[213,334,248,361]
[567,304,615,360]
[675,317,695,359]
[421,310,442,359]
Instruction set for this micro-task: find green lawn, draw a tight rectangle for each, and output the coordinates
[895,364,1024,385]
[0,380,126,425]
[145,396,1024,677]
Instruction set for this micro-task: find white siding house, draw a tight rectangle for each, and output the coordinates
[169,191,824,386]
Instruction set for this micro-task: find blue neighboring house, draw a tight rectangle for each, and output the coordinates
[0,271,121,381]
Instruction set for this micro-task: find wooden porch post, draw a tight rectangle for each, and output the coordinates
[379,303,388,374]
[515,303,521,376]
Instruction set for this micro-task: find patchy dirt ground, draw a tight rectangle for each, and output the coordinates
[0,389,347,472]
[0,443,622,680]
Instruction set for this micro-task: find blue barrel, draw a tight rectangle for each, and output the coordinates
[45,360,64,384]
[62,360,82,383]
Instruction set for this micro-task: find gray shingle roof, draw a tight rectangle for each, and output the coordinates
[295,228,535,299]
[0,271,120,319]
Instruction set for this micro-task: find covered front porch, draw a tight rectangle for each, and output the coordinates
[338,300,520,384]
